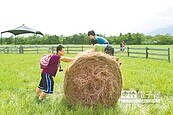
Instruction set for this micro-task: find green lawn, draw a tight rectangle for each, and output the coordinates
[0,45,173,115]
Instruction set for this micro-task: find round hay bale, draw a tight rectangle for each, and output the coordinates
[64,51,122,107]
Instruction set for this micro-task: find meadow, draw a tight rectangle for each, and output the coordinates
[0,45,173,115]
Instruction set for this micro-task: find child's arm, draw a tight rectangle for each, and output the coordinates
[60,56,75,62]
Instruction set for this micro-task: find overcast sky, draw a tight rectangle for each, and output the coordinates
[0,0,173,36]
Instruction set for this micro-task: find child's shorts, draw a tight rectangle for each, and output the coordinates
[38,73,54,94]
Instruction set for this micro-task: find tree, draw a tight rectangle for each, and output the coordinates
[3,36,14,44]
[2,32,173,45]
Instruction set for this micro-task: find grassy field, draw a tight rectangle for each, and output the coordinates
[0,45,173,115]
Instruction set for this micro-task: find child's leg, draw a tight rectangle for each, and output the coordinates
[37,73,53,101]
[35,88,42,96]
[39,92,47,100]
[36,73,44,97]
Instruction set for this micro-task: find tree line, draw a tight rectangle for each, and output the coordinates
[1,33,173,45]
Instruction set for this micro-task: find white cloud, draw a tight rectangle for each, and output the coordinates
[1,0,173,36]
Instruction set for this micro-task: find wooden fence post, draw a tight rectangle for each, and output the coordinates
[82,46,83,52]
[7,47,9,54]
[19,46,24,54]
[168,48,170,62]
[127,47,129,57]
[52,46,54,53]
[36,46,39,53]
[146,47,148,59]
[67,46,69,54]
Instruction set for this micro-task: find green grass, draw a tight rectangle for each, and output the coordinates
[0,45,173,115]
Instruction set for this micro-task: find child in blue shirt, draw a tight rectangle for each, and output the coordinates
[88,30,109,45]
[88,30,114,56]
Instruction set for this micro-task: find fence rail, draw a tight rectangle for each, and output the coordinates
[0,45,171,62]
[0,45,92,54]
[127,47,170,62]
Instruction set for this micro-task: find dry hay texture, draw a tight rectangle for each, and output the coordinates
[64,51,122,107]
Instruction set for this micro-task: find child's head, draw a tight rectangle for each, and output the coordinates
[88,30,95,39]
[57,45,65,56]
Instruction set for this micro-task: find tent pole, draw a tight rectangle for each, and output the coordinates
[15,35,16,47]
[1,33,2,46]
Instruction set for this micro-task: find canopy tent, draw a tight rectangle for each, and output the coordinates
[1,24,43,45]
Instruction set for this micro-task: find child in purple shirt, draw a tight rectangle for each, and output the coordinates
[35,45,75,101]
[42,54,61,77]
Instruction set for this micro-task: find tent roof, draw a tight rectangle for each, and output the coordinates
[1,24,43,36]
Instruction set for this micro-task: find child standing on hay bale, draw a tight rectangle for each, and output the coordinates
[35,45,75,101]
[88,30,114,56]
[88,30,122,65]
[88,30,109,45]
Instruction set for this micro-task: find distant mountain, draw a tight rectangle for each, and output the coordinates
[147,25,173,36]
